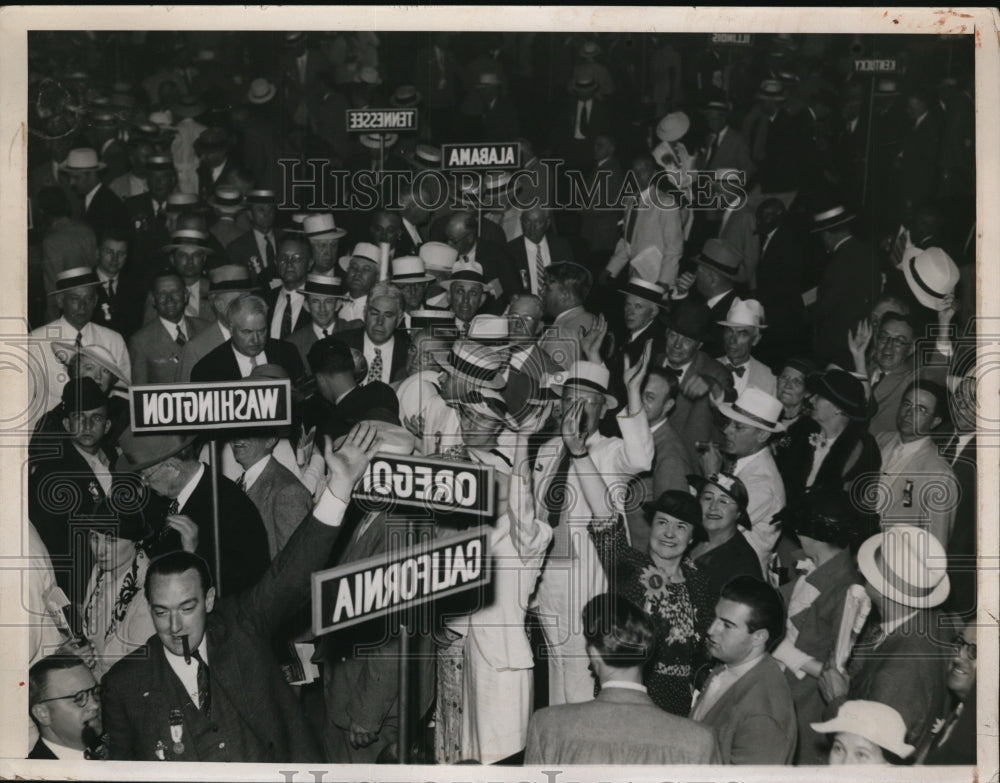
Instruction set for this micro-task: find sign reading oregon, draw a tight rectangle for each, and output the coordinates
[353,454,495,518]
[129,379,292,432]
[312,529,491,633]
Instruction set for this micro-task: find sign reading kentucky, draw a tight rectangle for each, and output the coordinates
[352,453,495,518]
[441,142,522,170]
[313,529,491,633]
[129,379,292,432]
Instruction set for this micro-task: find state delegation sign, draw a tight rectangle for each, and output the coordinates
[346,108,419,132]
[441,142,522,170]
[312,529,491,633]
[129,379,292,432]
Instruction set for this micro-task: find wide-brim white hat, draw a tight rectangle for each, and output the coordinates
[716,387,786,433]
[551,360,617,409]
[810,700,915,759]
[857,525,950,609]
[902,247,961,311]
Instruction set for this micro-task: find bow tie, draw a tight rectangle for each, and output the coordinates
[727,363,746,378]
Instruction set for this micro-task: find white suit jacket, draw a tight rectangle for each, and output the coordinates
[606,187,684,287]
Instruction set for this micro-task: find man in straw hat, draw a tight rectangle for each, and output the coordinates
[533,346,654,706]
[206,186,246,250]
[440,258,491,335]
[337,241,381,324]
[177,264,256,381]
[716,297,776,396]
[389,254,435,330]
[62,147,129,235]
[443,210,518,312]
[30,266,132,420]
[818,525,951,753]
[144,229,215,324]
[288,272,348,368]
[303,213,346,275]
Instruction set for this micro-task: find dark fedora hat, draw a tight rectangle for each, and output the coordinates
[61,376,109,414]
[666,298,712,342]
[806,369,868,421]
[193,126,231,153]
[695,238,742,279]
[89,478,156,542]
[115,428,195,473]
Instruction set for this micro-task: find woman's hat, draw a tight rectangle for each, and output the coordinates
[656,111,690,143]
[115,429,196,473]
[643,489,704,529]
[50,266,99,294]
[857,525,950,608]
[780,490,861,548]
[806,369,869,421]
[59,148,105,172]
[303,213,347,240]
[696,238,742,279]
[434,339,507,389]
[52,343,130,386]
[716,388,787,433]
[809,204,856,233]
[778,356,818,378]
[246,77,277,105]
[551,360,617,409]
[687,472,751,528]
[903,247,960,311]
[619,278,668,308]
[391,255,434,284]
[718,297,767,329]
[811,700,915,759]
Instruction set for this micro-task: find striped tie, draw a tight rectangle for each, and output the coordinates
[534,243,546,294]
[890,228,908,268]
[175,325,186,346]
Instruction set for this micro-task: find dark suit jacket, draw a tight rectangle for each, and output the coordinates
[660,350,735,453]
[579,155,625,254]
[336,328,410,385]
[506,233,574,295]
[898,112,943,214]
[471,238,520,314]
[323,382,400,443]
[701,125,755,180]
[697,654,797,764]
[814,235,882,369]
[941,433,976,617]
[84,183,129,236]
[128,315,210,384]
[693,530,763,598]
[244,456,313,559]
[101,512,339,762]
[93,268,146,338]
[608,319,667,409]
[226,229,283,288]
[525,686,720,765]
[190,338,305,385]
[754,223,809,365]
[27,737,60,759]
[265,285,312,338]
[124,192,171,290]
[197,157,240,203]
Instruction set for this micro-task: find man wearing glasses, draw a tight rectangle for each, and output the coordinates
[860,311,919,435]
[28,654,103,759]
[265,238,312,339]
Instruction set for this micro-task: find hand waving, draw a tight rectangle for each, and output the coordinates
[324,423,381,502]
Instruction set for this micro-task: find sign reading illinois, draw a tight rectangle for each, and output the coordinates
[441,142,522,170]
[352,453,495,518]
[346,108,418,132]
[313,529,491,633]
[854,59,897,72]
[129,379,292,432]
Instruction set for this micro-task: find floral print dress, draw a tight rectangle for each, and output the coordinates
[590,517,714,716]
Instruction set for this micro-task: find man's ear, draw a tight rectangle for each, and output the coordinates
[752,628,769,651]
[30,703,51,727]
[204,586,217,614]
[664,398,677,416]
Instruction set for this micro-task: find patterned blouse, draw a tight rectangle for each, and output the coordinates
[590,517,715,716]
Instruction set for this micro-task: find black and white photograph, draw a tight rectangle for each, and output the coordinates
[0,6,996,781]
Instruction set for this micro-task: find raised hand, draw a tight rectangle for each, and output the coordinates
[579,315,608,363]
[296,425,317,469]
[165,514,200,553]
[560,399,588,456]
[674,270,696,296]
[324,423,381,501]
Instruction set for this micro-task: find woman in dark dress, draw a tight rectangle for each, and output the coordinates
[770,357,817,479]
[687,472,763,598]
[589,490,715,717]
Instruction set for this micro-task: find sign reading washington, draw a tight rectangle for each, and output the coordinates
[129,379,292,432]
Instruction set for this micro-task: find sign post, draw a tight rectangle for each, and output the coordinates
[852,55,896,206]
[129,378,293,597]
[441,142,522,240]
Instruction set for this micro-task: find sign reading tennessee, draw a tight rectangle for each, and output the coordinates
[346,108,418,132]
[442,142,522,170]
[313,529,491,633]
[129,379,292,432]
[353,453,495,518]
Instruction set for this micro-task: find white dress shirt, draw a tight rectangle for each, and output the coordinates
[233,346,267,378]
[163,635,209,709]
[239,454,271,492]
[363,333,395,384]
[174,463,205,512]
[339,294,367,322]
[270,288,306,338]
[84,183,101,212]
[522,236,551,294]
[159,316,187,343]
[39,738,85,760]
[574,98,593,139]
[185,280,201,318]
[253,229,277,265]
[72,443,112,494]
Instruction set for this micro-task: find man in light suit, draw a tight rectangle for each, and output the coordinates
[230,428,313,559]
[875,380,957,547]
[602,154,684,289]
[533,359,653,706]
[716,298,776,396]
[129,270,210,384]
[691,576,796,764]
[525,594,720,764]
[539,262,598,371]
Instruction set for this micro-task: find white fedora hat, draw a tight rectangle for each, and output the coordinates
[419,241,459,275]
[59,148,105,172]
[811,700,915,759]
[52,342,131,385]
[716,387,786,433]
[439,259,487,290]
[391,255,434,284]
[303,213,346,240]
[656,111,690,143]
[552,360,617,409]
[718,297,768,329]
[339,241,380,273]
[246,77,277,105]
[857,525,950,609]
[903,247,961,311]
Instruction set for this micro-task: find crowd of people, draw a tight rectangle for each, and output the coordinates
[23,30,979,767]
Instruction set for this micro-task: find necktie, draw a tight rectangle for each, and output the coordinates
[236,472,246,490]
[250,352,261,368]
[581,100,592,134]
[191,650,211,717]
[727,362,746,379]
[889,228,908,268]
[168,499,179,516]
[265,235,276,271]
[704,133,718,166]
[625,197,638,243]
[107,279,116,298]
[367,347,383,384]
[545,448,574,532]
[534,243,546,294]
[75,331,83,348]
[280,293,293,338]
[322,327,330,337]
[155,201,165,220]
[941,434,960,465]
[175,325,186,346]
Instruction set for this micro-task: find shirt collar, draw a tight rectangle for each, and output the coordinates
[601,679,647,694]
[733,447,769,473]
[40,738,86,759]
[96,268,116,284]
[163,633,209,667]
[159,315,185,337]
[832,234,852,253]
[706,289,732,309]
[554,305,583,323]
[722,650,766,680]
[174,463,205,512]
[241,454,271,491]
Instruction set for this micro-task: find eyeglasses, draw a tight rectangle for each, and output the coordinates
[951,636,977,660]
[37,685,100,708]
[876,331,912,348]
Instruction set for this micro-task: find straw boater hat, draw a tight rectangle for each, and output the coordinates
[857,525,950,609]
[718,298,767,329]
[51,342,130,386]
[59,148,105,172]
[284,213,309,235]
[903,247,960,311]
[209,186,244,214]
[208,264,255,293]
[435,339,507,389]
[756,79,787,101]
[695,238,742,280]
[89,111,118,130]
[115,429,196,473]
[338,242,380,274]
[570,73,599,97]
[479,72,504,87]
[390,84,422,107]
[811,701,915,760]
[148,110,178,132]
[359,133,399,150]
[809,204,855,233]
[552,360,617,409]
[440,259,487,290]
[716,387,787,433]
[419,242,458,276]
[413,144,442,169]
[391,255,434,285]
[303,213,347,241]
[875,78,901,97]
[49,266,100,295]
[162,229,214,254]
[165,193,202,215]
[246,77,277,105]
[356,66,382,85]
[619,278,668,309]
[687,472,751,529]
[656,111,690,143]
[145,155,175,174]
[303,272,345,299]
[407,309,456,330]
[245,189,276,205]
[466,314,513,343]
